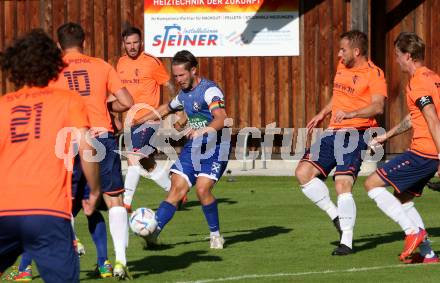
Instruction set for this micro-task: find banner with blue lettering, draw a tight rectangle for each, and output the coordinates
[144,0,299,57]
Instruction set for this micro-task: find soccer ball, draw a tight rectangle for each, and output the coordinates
[129,207,158,237]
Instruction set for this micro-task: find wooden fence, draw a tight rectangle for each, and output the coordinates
[1,0,439,153]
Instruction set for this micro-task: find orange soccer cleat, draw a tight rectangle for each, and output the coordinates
[400,229,427,261]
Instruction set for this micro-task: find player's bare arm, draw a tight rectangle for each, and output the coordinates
[136,102,172,125]
[188,108,228,139]
[375,114,412,144]
[77,127,101,216]
[306,98,332,133]
[421,104,440,174]
[109,87,134,112]
[333,94,385,123]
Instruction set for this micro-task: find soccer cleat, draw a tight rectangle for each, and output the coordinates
[143,229,160,248]
[3,265,32,282]
[113,261,132,280]
[404,252,439,264]
[124,203,132,213]
[76,240,86,257]
[210,235,225,249]
[2,266,19,281]
[332,217,343,240]
[96,260,113,278]
[426,181,440,192]
[331,244,353,256]
[400,229,427,261]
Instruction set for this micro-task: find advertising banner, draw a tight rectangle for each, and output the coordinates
[144,0,299,57]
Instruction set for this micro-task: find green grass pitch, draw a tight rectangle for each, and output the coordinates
[5,176,440,282]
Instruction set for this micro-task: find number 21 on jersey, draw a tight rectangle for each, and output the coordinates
[10,103,43,143]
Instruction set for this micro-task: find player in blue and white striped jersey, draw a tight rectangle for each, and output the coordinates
[137,50,230,249]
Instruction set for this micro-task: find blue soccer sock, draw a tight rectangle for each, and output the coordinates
[18,252,32,272]
[87,211,108,266]
[202,200,220,234]
[156,201,177,231]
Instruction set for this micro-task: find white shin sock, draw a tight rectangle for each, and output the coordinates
[301,178,338,220]
[124,165,141,206]
[150,165,171,192]
[368,187,417,235]
[337,193,356,249]
[109,206,128,265]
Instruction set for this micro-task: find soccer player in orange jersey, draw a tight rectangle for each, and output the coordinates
[295,30,387,255]
[116,26,175,211]
[0,29,100,283]
[51,23,134,279]
[365,32,440,263]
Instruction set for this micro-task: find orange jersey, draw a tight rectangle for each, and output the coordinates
[51,51,123,133]
[329,60,387,129]
[0,86,89,219]
[117,53,169,123]
[406,66,440,158]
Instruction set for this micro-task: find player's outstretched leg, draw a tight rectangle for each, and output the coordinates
[149,163,171,191]
[123,163,141,212]
[150,173,189,246]
[296,162,340,237]
[365,174,426,260]
[196,177,224,249]
[124,157,171,212]
[401,201,438,263]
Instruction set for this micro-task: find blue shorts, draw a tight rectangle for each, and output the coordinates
[376,151,438,196]
[301,130,368,179]
[72,133,124,197]
[127,123,159,157]
[170,142,230,187]
[0,215,79,283]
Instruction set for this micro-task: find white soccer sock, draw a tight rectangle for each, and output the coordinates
[402,201,434,257]
[210,231,220,237]
[301,178,338,220]
[124,165,141,206]
[150,165,171,192]
[368,187,418,235]
[402,201,425,229]
[337,193,356,249]
[109,206,128,265]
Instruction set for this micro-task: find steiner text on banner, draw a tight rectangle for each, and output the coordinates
[144,0,299,57]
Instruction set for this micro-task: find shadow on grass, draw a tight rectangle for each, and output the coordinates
[180,226,292,247]
[330,227,440,253]
[128,250,221,277]
[175,198,238,211]
[224,226,292,246]
[143,243,174,251]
